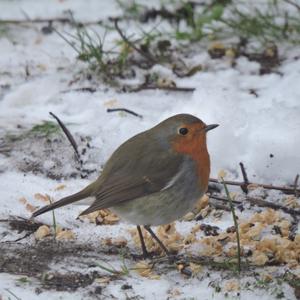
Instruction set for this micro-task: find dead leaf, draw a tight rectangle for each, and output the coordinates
[19,197,27,204]
[34,193,50,203]
[182,212,195,221]
[251,251,268,266]
[104,99,119,108]
[35,225,51,240]
[189,262,202,275]
[56,230,75,240]
[134,261,159,279]
[26,203,38,213]
[54,184,66,191]
[224,279,240,292]
[217,169,227,179]
[103,214,119,225]
[103,237,127,248]
[95,277,111,284]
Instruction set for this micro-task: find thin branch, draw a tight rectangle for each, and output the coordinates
[221,178,241,273]
[247,196,300,216]
[4,289,21,300]
[107,108,143,119]
[0,18,71,24]
[289,216,299,240]
[48,197,57,239]
[283,0,300,11]
[1,216,44,242]
[209,195,241,205]
[294,174,299,197]
[128,85,195,93]
[0,18,102,26]
[49,112,81,163]
[207,183,222,194]
[61,87,97,94]
[10,231,33,243]
[239,162,249,194]
[209,178,300,194]
[209,201,231,211]
[210,194,300,217]
[53,28,81,54]
[113,18,157,64]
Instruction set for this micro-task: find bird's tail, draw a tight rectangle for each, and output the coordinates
[31,182,95,218]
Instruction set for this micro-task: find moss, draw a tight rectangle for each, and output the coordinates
[30,121,60,137]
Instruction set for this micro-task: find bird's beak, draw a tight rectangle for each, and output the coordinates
[205,124,219,132]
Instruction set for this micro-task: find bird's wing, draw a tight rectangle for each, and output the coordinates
[79,134,183,216]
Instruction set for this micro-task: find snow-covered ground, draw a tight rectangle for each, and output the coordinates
[0,1,300,299]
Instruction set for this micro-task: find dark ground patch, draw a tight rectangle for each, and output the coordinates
[1,217,300,299]
[0,128,99,180]
[0,239,127,291]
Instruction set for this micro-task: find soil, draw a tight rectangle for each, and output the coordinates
[0,236,127,291]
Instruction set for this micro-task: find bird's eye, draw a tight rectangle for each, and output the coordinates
[178,127,188,135]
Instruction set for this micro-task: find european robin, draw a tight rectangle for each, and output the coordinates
[32,114,218,257]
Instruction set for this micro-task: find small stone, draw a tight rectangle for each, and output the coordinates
[121,284,132,290]
[208,42,226,59]
[94,286,102,294]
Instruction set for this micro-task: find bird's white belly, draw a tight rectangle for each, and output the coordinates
[110,188,202,226]
[110,157,204,225]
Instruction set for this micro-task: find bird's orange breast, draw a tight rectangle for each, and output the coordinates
[172,124,210,192]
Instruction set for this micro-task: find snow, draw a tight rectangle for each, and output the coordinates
[0,0,300,299]
[0,0,122,22]
[1,25,299,182]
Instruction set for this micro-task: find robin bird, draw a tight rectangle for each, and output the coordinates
[32,114,218,258]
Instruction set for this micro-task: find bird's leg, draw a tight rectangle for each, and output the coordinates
[144,225,171,257]
[137,225,150,259]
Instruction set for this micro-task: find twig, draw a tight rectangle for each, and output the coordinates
[48,196,57,239]
[49,112,81,163]
[209,194,300,216]
[53,27,80,54]
[4,289,21,300]
[128,85,195,93]
[61,87,97,94]
[107,108,143,119]
[20,9,31,21]
[209,178,300,194]
[239,162,249,194]
[153,254,252,272]
[221,178,241,273]
[207,183,222,194]
[209,195,240,205]
[245,196,300,215]
[113,18,157,64]
[284,0,300,11]
[1,216,43,242]
[11,231,33,243]
[294,174,299,197]
[0,18,71,24]
[190,256,249,271]
[209,201,231,211]
[288,216,299,241]
[0,18,102,26]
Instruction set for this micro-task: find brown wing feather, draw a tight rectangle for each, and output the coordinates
[79,176,161,216]
[79,128,184,216]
